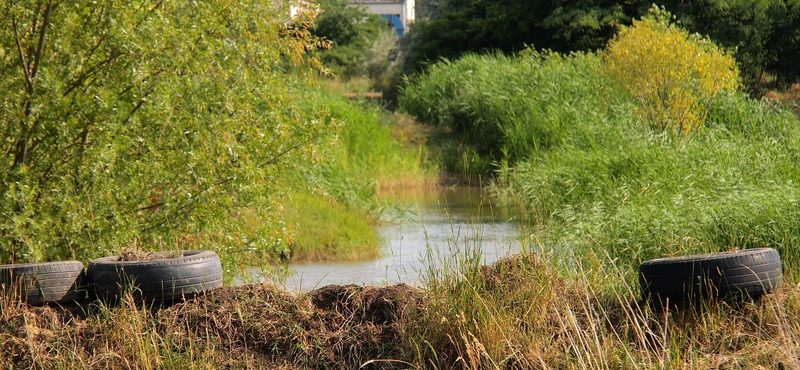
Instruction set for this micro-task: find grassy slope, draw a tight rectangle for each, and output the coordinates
[500,84,800,280]
[282,85,436,262]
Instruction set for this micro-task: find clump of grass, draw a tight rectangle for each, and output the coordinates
[400,51,635,164]
[402,244,800,369]
[496,92,800,280]
[0,292,224,369]
[283,191,380,262]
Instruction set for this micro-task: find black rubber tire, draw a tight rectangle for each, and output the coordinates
[639,248,782,306]
[0,261,87,305]
[88,250,223,303]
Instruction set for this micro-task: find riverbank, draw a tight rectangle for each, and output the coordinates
[278,185,519,290]
[278,88,438,264]
[3,253,798,369]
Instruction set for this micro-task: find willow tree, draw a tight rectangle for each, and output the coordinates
[0,0,330,271]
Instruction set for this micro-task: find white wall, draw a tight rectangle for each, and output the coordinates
[350,0,414,33]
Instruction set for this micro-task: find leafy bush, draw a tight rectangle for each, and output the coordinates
[0,1,330,270]
[282,191,380,262]
[295,87,433,199]
[603,7,740,134]
[660,0,800,89]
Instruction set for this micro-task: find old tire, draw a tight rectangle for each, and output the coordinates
[0,261,87,305]
[639,248,782,306]
[88,250,223,303]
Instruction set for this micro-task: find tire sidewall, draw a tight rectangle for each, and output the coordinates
[639,248,783,306]
[88,250,222,303]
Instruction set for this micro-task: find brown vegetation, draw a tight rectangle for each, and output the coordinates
[1,255,798,369]
[408,254,800,369]
[0,282,424,369]
[117,248,183,262]
[765,83,800,117]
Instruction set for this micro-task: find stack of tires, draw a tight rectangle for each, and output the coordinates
[639,248,783,308]
[0,250,222,305]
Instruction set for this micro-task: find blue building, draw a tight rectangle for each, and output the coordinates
[350,1,415,36]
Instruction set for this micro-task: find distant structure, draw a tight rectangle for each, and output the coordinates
[350,0,415,36]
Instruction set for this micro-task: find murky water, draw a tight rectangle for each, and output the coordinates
[271,186,520,291]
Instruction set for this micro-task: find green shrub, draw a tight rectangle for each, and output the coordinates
[294,86,434,200]
[0,1,330,273]
[603,7,740,134]
[278,85,435,261]
[283,191,380,261]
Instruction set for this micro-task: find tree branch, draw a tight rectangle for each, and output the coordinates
[63,47,121,97]
[121,88,154,126]
[11,15,33,93]
[30,1,54,88]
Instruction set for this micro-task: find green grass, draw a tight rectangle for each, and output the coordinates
[400,50,800,282]
[5,32,800,370]
[400,51,634,165]
[277,84,436,262]
[496,92,800,280]
[397,49,800,367]
[283,191,380,261]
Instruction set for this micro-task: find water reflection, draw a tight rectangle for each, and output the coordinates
[275,186,520,291]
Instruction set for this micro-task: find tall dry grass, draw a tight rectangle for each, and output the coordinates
[404,244,800,369]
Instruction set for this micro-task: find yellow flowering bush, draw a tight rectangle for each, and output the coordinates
[603,8,739,134]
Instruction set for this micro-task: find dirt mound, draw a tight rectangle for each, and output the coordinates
[0,282,425,369]
[159,283,425,369]
[479,254,566,293]
[307,283,422,325]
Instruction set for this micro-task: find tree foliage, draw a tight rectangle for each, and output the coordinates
[603,7,740,134]
[402,0,642,73]
[0,0,331,267]
[312,0,391,78]
[403,0,799,88]
[658,0,800,88]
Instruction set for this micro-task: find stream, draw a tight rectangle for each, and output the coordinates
[271,186,521,291]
